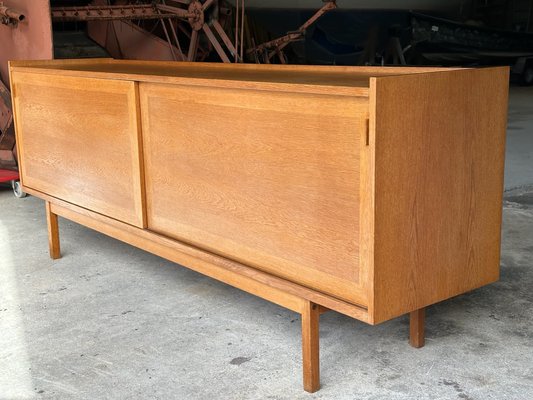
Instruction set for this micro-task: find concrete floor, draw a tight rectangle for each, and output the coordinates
[1,86,533,400]
[505,86,533,189]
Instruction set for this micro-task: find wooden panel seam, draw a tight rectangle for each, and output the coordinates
[132,81,148,228]
[362,86,376,324]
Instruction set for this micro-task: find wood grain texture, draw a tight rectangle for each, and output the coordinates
[10,60,511,392]
[140,82,368,306]
[360,113,376,322]
[10,59,462,98]
[371,67,509,323]
[9,59,112,69]
[409,308,425,348]
[29,188,369,321]
[45,201,61,259]
[302,301,320,393]
[12,71,145,227]
[10,61,509,329]
[10,58,460,77]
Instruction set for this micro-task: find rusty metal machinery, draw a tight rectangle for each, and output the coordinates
[51,1,240,63]
[0,81,16,170]
[179,0,239,62]
[51,4,184,21]
[248,0,337,64]
[0,1,25,26]
[157,0,240,62]
[50,1,333,64]
[0,0,337,174]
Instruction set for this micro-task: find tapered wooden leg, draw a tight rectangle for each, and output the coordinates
[45,201,61,259]
[409,307,425,348]
[302,301,320,393]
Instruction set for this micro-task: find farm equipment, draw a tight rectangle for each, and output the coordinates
[0,169,25,198]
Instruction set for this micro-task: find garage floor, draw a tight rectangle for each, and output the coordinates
[1,86,532,400]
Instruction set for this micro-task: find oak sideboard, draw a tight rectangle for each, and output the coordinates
[10,59,509,392]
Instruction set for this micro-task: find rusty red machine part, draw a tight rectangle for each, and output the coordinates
[0,80,16,171]
[50,1,334,64]
[0,1,25,26]
[248,0,337,64]
[0,168,25,197]
[0,0,52,173]
[52,1,240,63]
[50,4,185,21]
[2,1,336,69]
[0,78,25,196]
[0,0,334,176]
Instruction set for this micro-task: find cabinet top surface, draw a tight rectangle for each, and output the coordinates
[10,59,464,97]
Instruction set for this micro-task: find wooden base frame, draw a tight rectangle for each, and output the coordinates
[42,199,425,392]
[409,308,426,348]
[302,302,321,392]
[45,201,61,259]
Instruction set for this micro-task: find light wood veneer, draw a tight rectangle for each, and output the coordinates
[10,59,509,392]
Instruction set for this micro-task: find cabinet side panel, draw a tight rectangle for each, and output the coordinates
[12,71,144,227]
[140,83,369,306]
[372,67,509,323]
